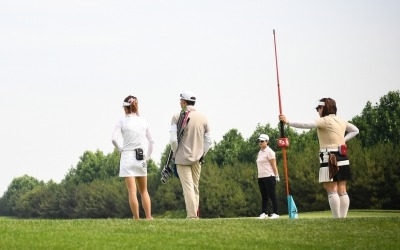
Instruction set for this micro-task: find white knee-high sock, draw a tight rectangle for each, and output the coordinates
[339,193,350,218]
[328,192,340,218]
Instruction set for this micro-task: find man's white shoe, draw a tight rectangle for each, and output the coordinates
[269,213,280,219]
[259,213,267,219]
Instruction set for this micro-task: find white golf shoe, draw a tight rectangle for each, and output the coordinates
[269,213,280,219]
[258,213,267,219]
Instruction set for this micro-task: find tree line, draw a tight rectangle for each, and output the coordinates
[1,91,399,218]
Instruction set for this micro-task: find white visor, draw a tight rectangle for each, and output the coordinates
[315,101,325,108]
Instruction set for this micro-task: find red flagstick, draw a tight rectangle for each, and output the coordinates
[273,29,298,219]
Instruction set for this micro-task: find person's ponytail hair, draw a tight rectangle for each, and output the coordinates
[124,95,139,115]
[320,97,337,117]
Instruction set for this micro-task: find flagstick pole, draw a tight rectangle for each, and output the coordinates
[273,29,290,197]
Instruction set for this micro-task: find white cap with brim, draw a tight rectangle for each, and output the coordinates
[180,91,196,102]
[258,134,269,141]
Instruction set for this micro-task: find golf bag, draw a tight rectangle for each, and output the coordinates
[160,110,190,184]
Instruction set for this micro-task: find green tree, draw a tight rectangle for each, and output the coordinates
[0,175,43,216]
[363,142,400,209]
[352,90,400,147]
[64,150,106,184]
[35,181,72,218]
[345,138,370,209]
[200,162,247,218]
[74,179,129,218]
[13,185,43,218]
[64,150,124,185]
[209,129,245,166]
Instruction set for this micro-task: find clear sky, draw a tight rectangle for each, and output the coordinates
[1,0,399,195]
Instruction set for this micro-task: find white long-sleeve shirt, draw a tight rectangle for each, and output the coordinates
[112,114,154,159]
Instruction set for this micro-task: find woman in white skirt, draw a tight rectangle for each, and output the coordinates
[279,98,359,218]
[112,95,155,220]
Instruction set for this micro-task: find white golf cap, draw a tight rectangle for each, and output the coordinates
[180,91,196,102]
[258,134,269,141]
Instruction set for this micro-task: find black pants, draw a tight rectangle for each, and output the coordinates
[258,176,278,215]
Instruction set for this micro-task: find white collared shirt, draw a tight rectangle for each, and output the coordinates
[256,146,276,178]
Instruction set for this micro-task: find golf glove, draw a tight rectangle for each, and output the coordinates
[275,175,280,182]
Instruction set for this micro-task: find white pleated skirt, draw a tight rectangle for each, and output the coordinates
[318,152,351,183]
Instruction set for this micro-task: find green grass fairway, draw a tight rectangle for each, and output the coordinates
[1,210,399,250]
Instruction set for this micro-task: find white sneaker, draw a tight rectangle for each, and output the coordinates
[259,213,267,219]
[269,213,280,219]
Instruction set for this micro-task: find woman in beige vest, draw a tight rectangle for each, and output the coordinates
[279,98,359,218]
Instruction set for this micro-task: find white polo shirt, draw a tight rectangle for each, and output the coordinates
[256,146,276,178]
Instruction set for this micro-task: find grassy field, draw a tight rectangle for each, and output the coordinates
[1,210,399,250]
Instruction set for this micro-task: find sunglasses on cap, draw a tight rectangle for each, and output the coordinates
[315,106,323,112]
